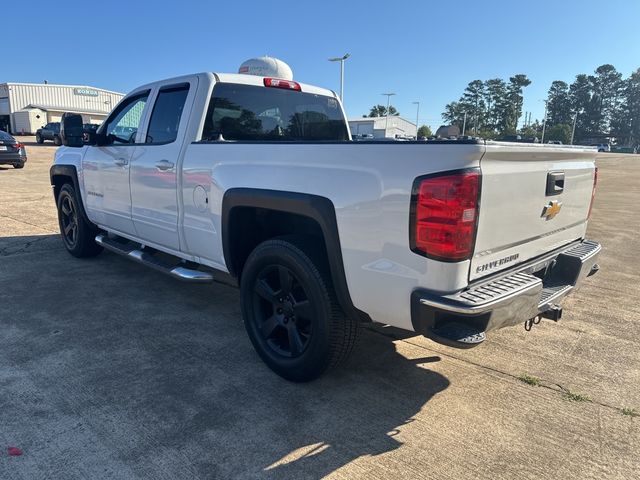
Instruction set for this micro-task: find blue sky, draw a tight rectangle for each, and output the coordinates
[5,0,639,129]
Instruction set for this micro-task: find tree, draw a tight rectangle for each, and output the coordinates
[442,101,467,130]
[367,105,399,117]
[611,68,640,147]
[588,64,623,135]
[484,78,508,132]
[546,81,572,126]
[417,125,432,138]
[504,74,531,133]
[460,80,486,134]
[545,124,572,144]
[443,74,530,136]
[440,65,640,144]
[569,74,592,140]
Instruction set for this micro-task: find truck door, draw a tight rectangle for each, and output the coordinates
[82,91,150,236]
[129,80,195,251]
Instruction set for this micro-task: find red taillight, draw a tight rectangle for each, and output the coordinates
[411,170,480,261]
[14,143,24,150]
[263,77,301,91]
[588,166,598,219]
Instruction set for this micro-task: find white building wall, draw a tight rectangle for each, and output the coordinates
[3,83,123,114]
[349,116,417,139]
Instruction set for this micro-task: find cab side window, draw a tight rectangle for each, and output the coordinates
[145,84,190,144]
[103,92,149,144]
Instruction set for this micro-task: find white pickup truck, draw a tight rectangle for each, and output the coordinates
[50,71,600,381]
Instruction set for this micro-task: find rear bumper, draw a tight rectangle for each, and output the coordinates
[411,239,601,348]
[0,154,26,165]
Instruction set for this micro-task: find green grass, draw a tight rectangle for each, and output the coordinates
[622,407,639,417]
[561,389,591,402]
[517,374,542,386]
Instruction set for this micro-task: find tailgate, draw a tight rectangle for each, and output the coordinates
[470,143,597,281]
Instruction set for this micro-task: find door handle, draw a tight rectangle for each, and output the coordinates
[114,157,128,167]
[546,171,564,196]
[155,160,175,171]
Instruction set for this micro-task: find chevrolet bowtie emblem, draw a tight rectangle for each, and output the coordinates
[542,200,562,220]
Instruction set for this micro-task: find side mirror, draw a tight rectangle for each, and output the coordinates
[94,132,110,146]
[60,113,84,148]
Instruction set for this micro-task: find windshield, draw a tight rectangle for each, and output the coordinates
[201,83,348,142]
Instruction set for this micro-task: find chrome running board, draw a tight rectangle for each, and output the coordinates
[95,234,213,284]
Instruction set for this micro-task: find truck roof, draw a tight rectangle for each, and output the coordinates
[129,72,337,99]
[214,73,337,98]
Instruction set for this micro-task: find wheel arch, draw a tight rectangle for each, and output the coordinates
[50,164,92,225]
[222,188,369,322]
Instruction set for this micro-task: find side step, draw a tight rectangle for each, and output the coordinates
[95,234,213,284]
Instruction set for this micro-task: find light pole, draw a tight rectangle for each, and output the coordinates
[381,93,396,135]
[412,101,420,138]
[540,100,548,144]
[571,110,580,145]
[462,111,467,136]
[328,53,350,103]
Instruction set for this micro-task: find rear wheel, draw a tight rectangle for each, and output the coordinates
[240,237,359,382]
[13,163,24,169]
[53,135,62,146]
[56,183,102,258]
[35,134,43,144]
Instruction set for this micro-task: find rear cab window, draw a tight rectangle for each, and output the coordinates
[201,83,348,142]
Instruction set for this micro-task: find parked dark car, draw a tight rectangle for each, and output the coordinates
[82,123,100,142]
[36,122,62,145]
[0,130,27,169]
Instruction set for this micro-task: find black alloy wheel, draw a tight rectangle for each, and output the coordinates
[56,183,103,258]
[240,237,359,382]
[253,264,314,358]
[59,190,79,249]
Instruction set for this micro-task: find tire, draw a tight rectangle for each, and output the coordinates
[13,163,24,169]
[56,183,103,258]
[240,236,359,382]
[36,134,43,144]
[53,135,62,146]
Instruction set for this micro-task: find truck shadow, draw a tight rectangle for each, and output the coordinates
[0,237,450,479]
[248,334,449,479]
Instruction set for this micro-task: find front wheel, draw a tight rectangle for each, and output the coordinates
[240,237,359,382]
[36,134,43,144]
[56,183,103,258]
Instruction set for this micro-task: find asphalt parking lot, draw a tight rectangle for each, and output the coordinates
[1,138,639,479]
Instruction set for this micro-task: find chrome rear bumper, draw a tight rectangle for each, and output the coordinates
[411,239,601,348]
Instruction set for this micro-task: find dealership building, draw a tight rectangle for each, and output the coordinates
[349,116,417,139]
[0,82,124,134]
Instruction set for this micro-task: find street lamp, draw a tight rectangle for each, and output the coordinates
[328,53,350,103]
[540,100,548,144]
[412,101,420,138]
[381,92,396,134]
[571,110,582,145]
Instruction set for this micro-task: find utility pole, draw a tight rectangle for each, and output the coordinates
[412,101,420,138]
[540,101,548,144]
[571,111,579,145]
[328,53,350,103]
[381,93,396,135]
[461,111,467,136]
